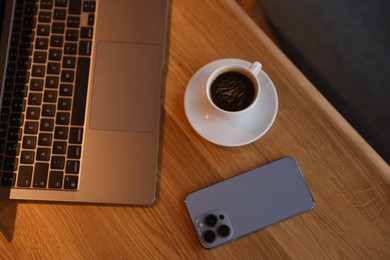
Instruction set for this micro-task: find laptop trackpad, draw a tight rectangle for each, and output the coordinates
[90,42,160,132]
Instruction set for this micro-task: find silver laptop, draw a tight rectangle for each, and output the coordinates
[0,0,169,204]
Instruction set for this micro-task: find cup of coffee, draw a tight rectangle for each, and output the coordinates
[206,62,262,116]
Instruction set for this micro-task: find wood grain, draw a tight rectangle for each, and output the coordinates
[0,0,389,259]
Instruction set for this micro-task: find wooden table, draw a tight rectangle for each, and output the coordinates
[1,0,389,258]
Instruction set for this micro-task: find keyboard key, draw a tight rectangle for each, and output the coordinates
[44,90,58,102]
[69,0,82,14]
[36,148,51,161]
[14,5,24,18]
[67,16,80,28]
[58,98,72,110]
[26,107,40,119]
[33,163,49,188]
[47,62,61,74]
[65,29,78,41]
[54,127,68,139]
[10,113,24,126]
[28,93,42,105]
[45,76,59,88]
[53,9,66,20]
[10,34,19,47]
[20,151,35,164]
[25,4,38,16]
[79,40,92,55]
[66,160,80,173]
[55,0,68,8]
[49,171,63,188]
[88,14,94,26]
[38,133,53,146]
[83,1,96,12]
[53,141,67,154]
[60,84,73,96]
[12,99,26,112]
[24,121,39,134]
[17,57,31,70]
[32,65,46,77]
[37,24,50,36]
[1,172,16,187]
[17,166,33,187]
[56,112,70,125]
[49,48,62,60]
[64,175,78,189]
[61,70,74,82]
[21,30,34,43]
[5,78,13,90]
[38,11,52,23]
[19,43,33,56]
[13,84,28,98]
[7,62,16,76]
[51,156,65,169]
[0,124,7,137]
[50,35,64,47]
[7,128,22,141]
[67,145,81,159]
[3,157,18,171]
[80,27,93,39]
[62,57,76,68]
[64,43,77,54]
[0,140,5,152]
[15,71,30,83]
[41,0,54,10]
[2,93,12,106]
[71,57,90,125]
[69,127,83,144]
[34,52,47,63]
[42,105,56,117]
[5,142,20,156]
[40,118,55,131]
[35,38,49,50]
[22,136,37,149]
[23,17,36,28]
[1,108,9,122]
[30,78,44,90]
[9,48,18,60]
[52,22,65,33]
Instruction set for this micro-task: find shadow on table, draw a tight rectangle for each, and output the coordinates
[0,200,17,242]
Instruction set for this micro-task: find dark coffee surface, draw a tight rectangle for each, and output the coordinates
[210,72,255,112]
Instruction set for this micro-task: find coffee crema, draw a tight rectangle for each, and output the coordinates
[210,71,255,112]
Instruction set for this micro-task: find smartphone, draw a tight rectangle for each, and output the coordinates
[185,157,314,249]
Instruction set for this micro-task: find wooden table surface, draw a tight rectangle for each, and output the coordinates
[1,0,389,258]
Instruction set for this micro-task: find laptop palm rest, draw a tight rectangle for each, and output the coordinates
[89,41,160,132]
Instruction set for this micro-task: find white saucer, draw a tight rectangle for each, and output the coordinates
[184,58,278,147]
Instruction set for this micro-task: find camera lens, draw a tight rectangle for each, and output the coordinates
[205,214,218,227]
[217,225,231,237]
[203,230,216,243]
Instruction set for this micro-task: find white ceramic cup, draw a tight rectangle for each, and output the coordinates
[206,61,262,117]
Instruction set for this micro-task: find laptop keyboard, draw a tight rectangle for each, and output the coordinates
[0,0,96,190]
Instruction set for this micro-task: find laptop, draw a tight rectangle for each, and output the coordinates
[0,0,169,204]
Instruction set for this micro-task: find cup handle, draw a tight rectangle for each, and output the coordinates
[249,62,262,76]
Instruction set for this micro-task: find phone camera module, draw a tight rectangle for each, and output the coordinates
[196,211,233,247]
[205,214,218,227]
[203,230,216,243]
[217,224,231,237]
